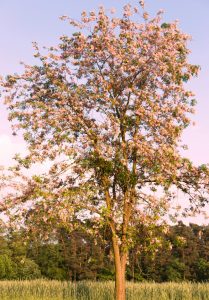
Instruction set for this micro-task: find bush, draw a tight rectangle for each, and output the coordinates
[16,258,41,279]
[0,254,15,279]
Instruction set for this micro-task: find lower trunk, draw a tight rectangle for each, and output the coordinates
[113,237,127,300]
[115,261,126,300]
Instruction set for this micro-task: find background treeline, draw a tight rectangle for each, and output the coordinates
[0,221,209,282]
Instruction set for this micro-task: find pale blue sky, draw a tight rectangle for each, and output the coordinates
[0,0,209,166]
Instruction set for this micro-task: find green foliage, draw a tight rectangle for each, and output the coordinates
[0,255,15,279]
[161,22,171,29]
[30,244,67,280]
[97,268,114,281]
[0,222,209,282]
[44,266,66,280]
[195,259,209,281]
[16,258,41,280]
[164,259,186,282]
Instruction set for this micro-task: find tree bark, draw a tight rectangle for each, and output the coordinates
[103,181,129,300]
[115,262,126,300]
[112,236,127,300]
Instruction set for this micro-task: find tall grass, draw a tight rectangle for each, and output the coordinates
[0,280,209,299]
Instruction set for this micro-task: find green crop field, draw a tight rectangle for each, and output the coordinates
[0,280,209,300]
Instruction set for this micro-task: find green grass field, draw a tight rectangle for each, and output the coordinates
[0,280,209,299]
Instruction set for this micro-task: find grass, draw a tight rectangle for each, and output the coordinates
[0,280,209,299]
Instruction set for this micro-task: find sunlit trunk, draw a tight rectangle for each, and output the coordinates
[112,237,127,300]
[115,263,126,300]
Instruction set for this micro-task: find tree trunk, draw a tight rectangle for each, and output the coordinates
[115,263,126,300]
[112,237,127,300]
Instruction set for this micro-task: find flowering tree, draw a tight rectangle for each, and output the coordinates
[1,2,209,299]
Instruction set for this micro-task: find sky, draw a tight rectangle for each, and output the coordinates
[0,1,208,222]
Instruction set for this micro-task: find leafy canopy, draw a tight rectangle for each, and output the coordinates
[1,3,208,251]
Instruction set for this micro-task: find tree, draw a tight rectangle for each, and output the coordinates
[1,2,209,299]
